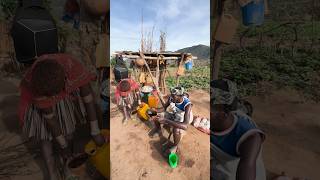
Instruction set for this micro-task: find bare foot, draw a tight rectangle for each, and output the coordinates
[122,118,129,125]
[148,127,161,138]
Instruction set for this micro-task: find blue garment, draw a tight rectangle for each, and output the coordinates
[102,98,108,112]
[170,96,192,111]
[211,112,263,157]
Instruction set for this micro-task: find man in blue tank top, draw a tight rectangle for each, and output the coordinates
[149,86,193,154]
[211,79,266,180]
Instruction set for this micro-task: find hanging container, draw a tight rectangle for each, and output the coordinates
[185,60,193,70]
[135,58,145,67]
[241,0,265,26]
[176,65,185,76]
[213,14,239,44]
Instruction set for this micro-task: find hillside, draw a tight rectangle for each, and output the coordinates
[176,44,209,60]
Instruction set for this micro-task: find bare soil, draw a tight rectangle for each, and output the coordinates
[110,84,210,180]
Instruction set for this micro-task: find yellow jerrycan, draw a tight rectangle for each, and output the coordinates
[85,129,110,179]
[137,103,150,120]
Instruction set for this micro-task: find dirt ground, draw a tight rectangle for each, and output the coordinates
[1,73,320,180]
[110,85,210,180]
[0,76,44,180]
[247,89,320,180]
[0,76,99,180]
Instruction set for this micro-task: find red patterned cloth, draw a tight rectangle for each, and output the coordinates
[115,78,140,104]
[64,0,80,14]
[18,53,96,124]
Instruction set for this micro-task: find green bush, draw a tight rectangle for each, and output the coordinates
[166,66,210,91]
[0,0,52,19]
[220,47,320,100]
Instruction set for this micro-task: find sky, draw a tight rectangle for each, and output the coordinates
[110,0,210,54]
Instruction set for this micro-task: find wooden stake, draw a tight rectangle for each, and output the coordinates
[140,52,166,107]
[156,55,160,87]
[212,40,223,80]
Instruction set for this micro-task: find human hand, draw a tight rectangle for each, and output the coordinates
[153,114,166,124]
[149,115,158,122]
[60,146,72,161]
[92,133,106,146]
[158,117,167,124]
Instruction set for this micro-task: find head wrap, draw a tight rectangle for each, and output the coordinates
[170,86,185,96]
[211,79,238,105]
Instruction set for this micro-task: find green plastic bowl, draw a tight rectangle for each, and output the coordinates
[168,153,178,168]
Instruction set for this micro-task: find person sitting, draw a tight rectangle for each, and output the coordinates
[149,86,193,155]
[139,85,159,108]
[19,53,105,180]
[210,79,266,180]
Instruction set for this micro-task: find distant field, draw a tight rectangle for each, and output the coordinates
[166,66,210,91]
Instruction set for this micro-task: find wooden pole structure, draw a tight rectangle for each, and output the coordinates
[211,0,224,80]
[156,55,160,87]
[176,53,185,86]
[121,54,197,60]
[140,52,166,107]
[212,40,223,80]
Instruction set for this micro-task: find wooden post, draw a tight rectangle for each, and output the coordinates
[176,53,185,86]
[212,40,223,80]
[140,53,166,107]
[211,0,225,80]
[156,55,160,88]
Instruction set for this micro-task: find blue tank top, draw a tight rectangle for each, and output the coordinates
[211,112,264,157]
[169,96,191,111]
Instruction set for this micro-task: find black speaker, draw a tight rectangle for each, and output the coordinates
[11,0,58,64]
[114,66,128,82]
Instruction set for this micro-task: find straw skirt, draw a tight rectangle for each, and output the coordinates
[22,95,86,141]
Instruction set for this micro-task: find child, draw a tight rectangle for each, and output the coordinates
[115,78,140,123]
[19,53,105,179]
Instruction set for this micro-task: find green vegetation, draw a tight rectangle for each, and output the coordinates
[0,0,17,19]
[238,20,320,41]
[0,0,52,19]
[166,66,210,91]
[220,47,320,101]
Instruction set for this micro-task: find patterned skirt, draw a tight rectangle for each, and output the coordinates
[22,94,86,141]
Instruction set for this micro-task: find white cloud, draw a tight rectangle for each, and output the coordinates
[110,0,210,53]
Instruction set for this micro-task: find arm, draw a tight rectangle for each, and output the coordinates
[236,133,262,180]
[161,104,192,130]
[79,83,105,145]
[135,90,141,105]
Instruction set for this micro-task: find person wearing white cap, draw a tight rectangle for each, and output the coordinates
[211,79,266,180]
[149,86,193,155]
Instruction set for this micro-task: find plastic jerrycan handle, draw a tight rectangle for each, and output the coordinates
[223,14,233,20]
[85,141,97,156]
